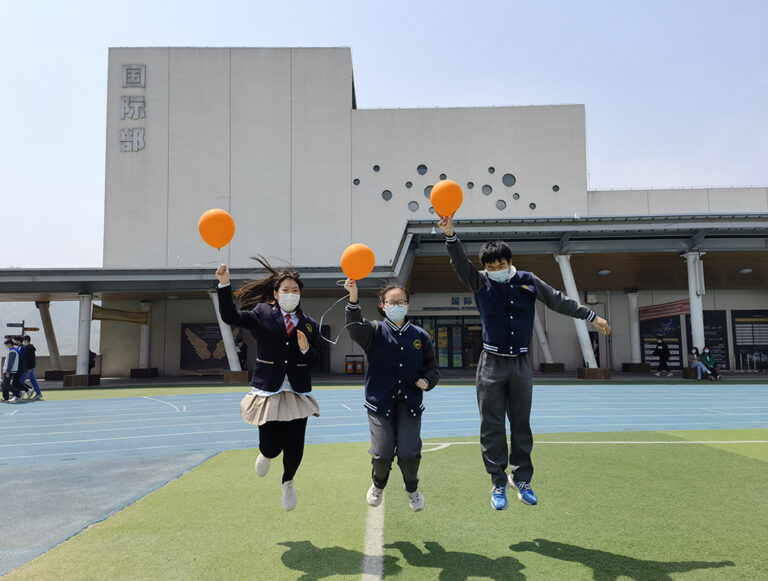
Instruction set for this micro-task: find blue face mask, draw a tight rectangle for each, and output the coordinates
[385,304,408,322]
[487,268,509,283]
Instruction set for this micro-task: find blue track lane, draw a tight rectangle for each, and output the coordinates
[1,383,767,574]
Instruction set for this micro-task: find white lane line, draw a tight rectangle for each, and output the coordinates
[0,428,254,448]
[142,396,181,412]
[342,404,353,411]
[362,499,385,580]
[422,440,768,452]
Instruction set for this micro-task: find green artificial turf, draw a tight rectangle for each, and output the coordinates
[8,430,768,580]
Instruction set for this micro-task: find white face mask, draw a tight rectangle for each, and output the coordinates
[487,268,509,283]
[277,292,300,312]
[385,304,408,322]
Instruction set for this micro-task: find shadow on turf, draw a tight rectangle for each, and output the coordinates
[386,541,526,580]
[510,538,735,581]
[278,541,402,580]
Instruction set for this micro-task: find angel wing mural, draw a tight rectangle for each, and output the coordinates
[212,340,227,360]
[185,328,212,360]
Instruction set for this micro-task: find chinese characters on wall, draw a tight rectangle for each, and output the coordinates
[120,65,146,152]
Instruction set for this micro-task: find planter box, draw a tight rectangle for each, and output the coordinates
[130,368,158,378]
[224,370,251,383]
[539,363,565,372]
[63,374,100,387]
[45,369,75,381]
[577,368,611,380]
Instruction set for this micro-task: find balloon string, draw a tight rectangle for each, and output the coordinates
[318,294,364,345]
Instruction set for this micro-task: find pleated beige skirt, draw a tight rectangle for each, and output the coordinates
[240,391,320,426]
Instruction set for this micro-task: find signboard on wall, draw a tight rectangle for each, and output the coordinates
[731,310,768,371]
[640,316,682,369]
[180,323,229,375]
[685,310,730,370]
[639,300,690,321]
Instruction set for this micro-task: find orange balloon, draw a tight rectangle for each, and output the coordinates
[430,179,463,217]
[341,243,376,280]
[198,209,235,250]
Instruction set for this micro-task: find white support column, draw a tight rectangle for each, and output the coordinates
[533,311,554,364]
[208,291,241,372]
[139,301,152,369]
[35,301,62,370]
[683,252,706,351]
[76,294,93,375]
[554,254,598,368]
[626,291,642,364]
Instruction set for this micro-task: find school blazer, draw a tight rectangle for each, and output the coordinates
[216,284,320,393]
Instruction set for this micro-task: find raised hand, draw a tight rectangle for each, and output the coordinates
[344,278,359,302]
[216,264,230,285]
[437,214,454,236]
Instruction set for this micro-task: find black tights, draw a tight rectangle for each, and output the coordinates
[258,417,308,483]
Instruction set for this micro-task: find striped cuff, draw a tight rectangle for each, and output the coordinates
[346,302,361,310]
[586,311,596,322]
[445,234,458,243]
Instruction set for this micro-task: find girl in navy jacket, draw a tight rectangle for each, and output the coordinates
[344,278,439,512]
[216,257,321,511]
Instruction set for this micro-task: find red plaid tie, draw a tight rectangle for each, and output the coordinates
[285,313,295,335]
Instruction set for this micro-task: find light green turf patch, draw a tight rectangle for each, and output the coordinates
[8,432,768,580]
[661,428,768,463]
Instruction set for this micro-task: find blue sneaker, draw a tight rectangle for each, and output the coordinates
[508,476,538,505]
[490,484,508,510]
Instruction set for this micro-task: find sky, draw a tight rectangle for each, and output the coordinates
[1,0,767,270]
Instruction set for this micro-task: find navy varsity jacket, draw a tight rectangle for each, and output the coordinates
[346,302,439,419]
[446,234,596,356]
[216,284,320,393]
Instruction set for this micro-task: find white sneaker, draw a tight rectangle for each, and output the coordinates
[407,488,425,512]
[367,484,384,507]
[9,396,18,403]
[666,371,673,376]
[27,388,35,399]
[653,372,661,377]
[281,480,297,511]
[255,454,271,477]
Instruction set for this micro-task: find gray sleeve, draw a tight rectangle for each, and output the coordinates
[345,302,376,351]
[445,234,485,293]
[533,274,596,321]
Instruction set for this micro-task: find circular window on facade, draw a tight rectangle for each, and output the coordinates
[353,179,360,185]
[405,181,412,188]
[382,190,392,201]
[496,200,507,210]
[373,165,380,172]
[417,164,428,175]
[467,182,474,189]
[439,173,446,180]
[529,202,536,210]
[502,173,516,186]
[408,201,420,212]
[512,193,520,200]
[488,167,495,174]
[482,185,493,196]
[552,185,560,192]
[424,185,433,199]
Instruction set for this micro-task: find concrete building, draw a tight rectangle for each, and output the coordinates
[2,47,767,380]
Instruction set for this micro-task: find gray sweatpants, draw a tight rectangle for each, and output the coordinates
[367,398,422,493]
[476,351,534,487]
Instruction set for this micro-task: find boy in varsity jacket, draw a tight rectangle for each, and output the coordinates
[438,215,610,511]
[344,279,439,512]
